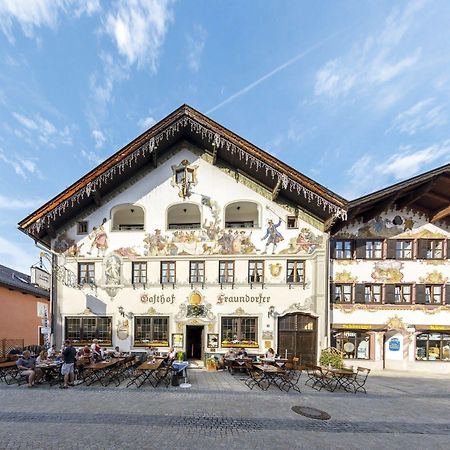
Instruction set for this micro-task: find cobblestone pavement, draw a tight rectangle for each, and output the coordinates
[0,369,449,449]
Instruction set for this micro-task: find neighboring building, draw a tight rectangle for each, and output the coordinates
[0,264,50,349]
[18,105,346,364]
[330,164,450,373]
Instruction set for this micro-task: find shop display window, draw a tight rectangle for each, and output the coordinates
[332,331,370,359]
[416,333,450,361]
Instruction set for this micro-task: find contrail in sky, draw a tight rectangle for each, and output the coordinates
[206,28,347,115]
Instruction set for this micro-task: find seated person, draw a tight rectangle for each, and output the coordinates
[236,348,248,358]
[265,348,276,359]
[16,350,42,387]
[224,348,236,359]
[146,346,157,358]
[36,350,50,365]
[113,346,121,357]
[47,345,56,359]
[162,347,176,366]
[90,339,102,362]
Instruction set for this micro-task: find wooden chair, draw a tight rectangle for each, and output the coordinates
[348,367,370,394]
[243,362,266,390]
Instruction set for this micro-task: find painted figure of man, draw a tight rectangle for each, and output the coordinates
[88,223,108,257]
[261,219,284,254]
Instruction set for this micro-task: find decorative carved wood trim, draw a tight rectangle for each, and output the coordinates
[271,179,282,201]
[431,205,450,223]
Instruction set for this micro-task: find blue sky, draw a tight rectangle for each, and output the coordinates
[0,0,449,272]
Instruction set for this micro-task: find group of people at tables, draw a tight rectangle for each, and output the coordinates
[221,347,279,370]
[14,339,128,388]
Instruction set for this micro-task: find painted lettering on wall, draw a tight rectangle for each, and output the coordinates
[216,293,270,304]
[140,293,175,305]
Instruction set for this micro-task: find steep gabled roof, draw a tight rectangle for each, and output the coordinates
[0,264,49,298]
[332,163,450,233]
[18,104,347,246]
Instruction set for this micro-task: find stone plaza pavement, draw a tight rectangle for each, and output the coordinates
[0,368,449,450]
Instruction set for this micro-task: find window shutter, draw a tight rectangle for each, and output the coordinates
[330,283,336,302]
[355,240,366,259]
[417,239,428,259]
[355,284,365,303]
[446,240,450,259]
[384,284,395,304]
[386,240,396,259]
[415,284,426,304]
[445,285,450,305]
[330,239,336,259]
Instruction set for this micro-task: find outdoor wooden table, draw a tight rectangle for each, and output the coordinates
[225,358,252,375]
[36,363,62,385]
[83,358,124,386]
[127,359,163,388]
[253,363,288,391]
[0,361,19,384]
[320,366,355,392]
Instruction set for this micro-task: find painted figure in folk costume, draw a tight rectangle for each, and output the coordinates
[261,219,284,254]
[88,220,108,257]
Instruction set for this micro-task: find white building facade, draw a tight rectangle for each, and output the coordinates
[330,167,450,373]
[20,106,346,364]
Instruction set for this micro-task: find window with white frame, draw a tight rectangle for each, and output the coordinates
[219,261,234,284]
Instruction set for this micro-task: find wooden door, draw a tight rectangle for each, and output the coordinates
[278,313,317,364]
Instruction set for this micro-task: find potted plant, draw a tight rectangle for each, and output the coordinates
[206,356,217,371]
[319,347,344,369]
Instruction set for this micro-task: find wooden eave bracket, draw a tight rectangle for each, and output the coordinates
[395,178,438,209]
[272,179,282,201]
[431,205,450,223]
[361,193,400,222]
[212,145,218,165]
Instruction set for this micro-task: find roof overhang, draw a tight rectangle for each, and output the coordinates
[332,163,450,233]
[19,105,347,246]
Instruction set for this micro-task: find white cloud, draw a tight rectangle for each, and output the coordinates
[81,149,103,165]
[0,0,101,43]
[186,24,206,73]
[92,129,106,148]
[0,149,38,179]
[11,111,73,147]
[0,235,39,274]
[103,0,174,72]
[314,0,425,100]
[376,142,450,179]
[137,115,156,130]
[0,194,43,210]
[388,98,446,135]
[343,140,450,198]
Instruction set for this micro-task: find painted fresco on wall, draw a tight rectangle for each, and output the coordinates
[336,211,450,239]
[279,228,322,254]
[87,219,108,257]
[334,271,358,283]
[371,261,404,283]
[357,215,415,238]
[419,271,448,284]
[391,224,449,239]
[56,192,322,258]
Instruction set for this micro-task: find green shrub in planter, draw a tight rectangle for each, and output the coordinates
[319,347,344,369]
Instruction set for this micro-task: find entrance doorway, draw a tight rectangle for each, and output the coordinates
[186,325,204,360]
[278,313,317,364]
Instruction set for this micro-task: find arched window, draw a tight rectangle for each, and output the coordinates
[416,333,450,361]
[111,204,145,231]
[224,201,259,228]
[167,203,201,230]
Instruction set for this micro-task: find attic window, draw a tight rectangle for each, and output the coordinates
[111,205,145,231]
[167,203,201,230]
[77,221,88,235]
[287,216,298,229]
[225,201,259,228]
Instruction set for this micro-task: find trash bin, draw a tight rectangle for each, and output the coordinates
[171,372,179,386]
